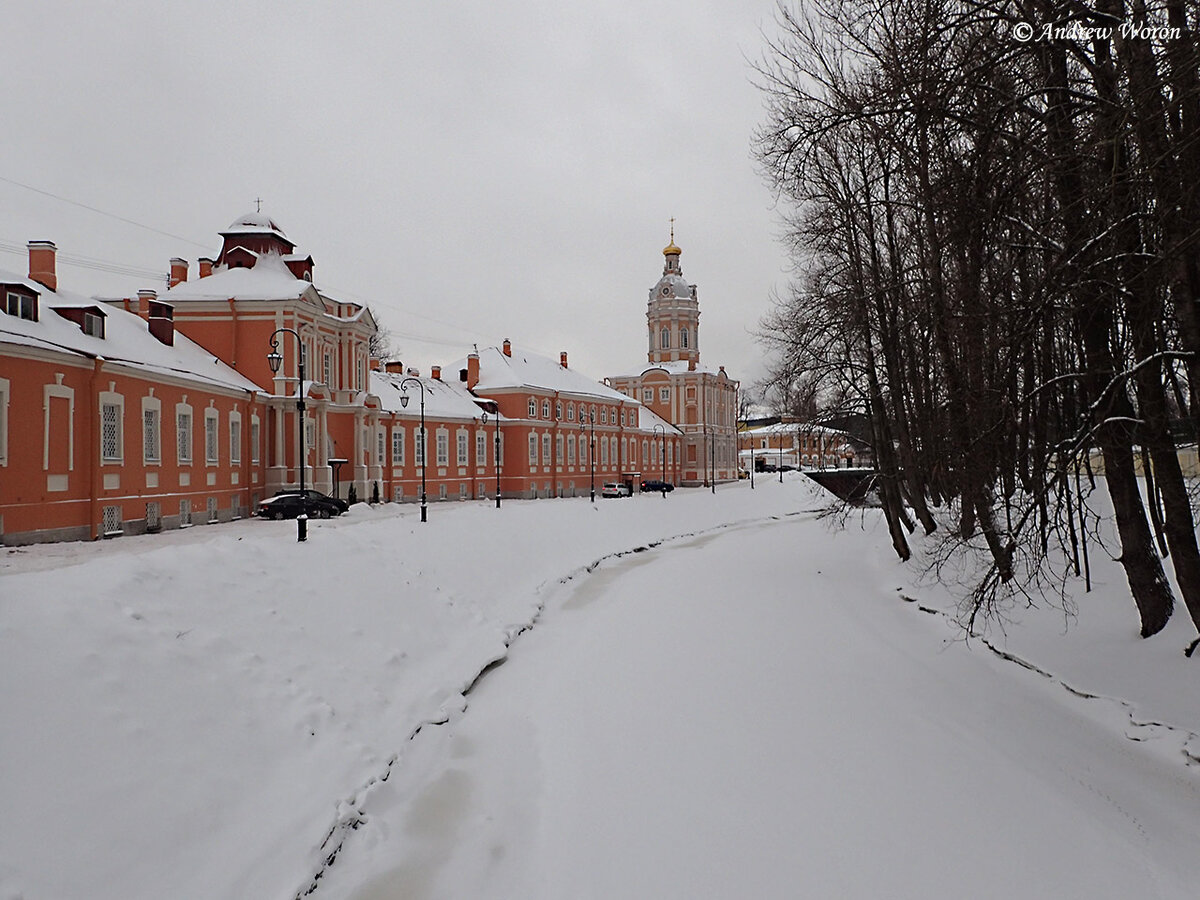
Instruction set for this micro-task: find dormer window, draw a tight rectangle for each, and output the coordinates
[83,312,105,338]
[4,290,37,321]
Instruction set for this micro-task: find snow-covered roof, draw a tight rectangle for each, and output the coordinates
[637,405,682,435]
[741,421,848,439]
[0,269,262,394]
[164,253,313,303]
[371,370,495,421]
[460,345,633,403]
[220,211,290,241]
[612,360,729,378]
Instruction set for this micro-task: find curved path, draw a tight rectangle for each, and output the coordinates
[339,515,1200,899]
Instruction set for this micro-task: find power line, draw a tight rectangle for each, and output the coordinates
[0,175,211,250]
[0,239,165,282]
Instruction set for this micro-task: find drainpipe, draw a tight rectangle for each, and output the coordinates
[89,358,104,540]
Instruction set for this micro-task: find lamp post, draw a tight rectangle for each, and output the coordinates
[398,376,428,523]
[580,410,596,503]
[490,404,501,508]
[750,434,755,489]
[267,328,308,542]
[710,426,716,495]
[779,425,784,483]
[652,423,667,498]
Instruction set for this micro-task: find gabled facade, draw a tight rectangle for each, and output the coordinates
[0,243,269,544]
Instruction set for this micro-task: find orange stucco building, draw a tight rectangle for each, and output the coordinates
[607,232,739,487]
[0,213,685,544]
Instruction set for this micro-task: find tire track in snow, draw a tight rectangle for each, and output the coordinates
[292,509,821,898]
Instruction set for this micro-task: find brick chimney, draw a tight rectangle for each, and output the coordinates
[560,351,568,368]
[169,258,188,287]
[198,257,214,278]
[137,289,154,319]
[28,241,57,292]
[466,352,480,389]
[369,358,381,371]
[144,292,175,346]
[431,365,442,381]
[502,339,511,357]
[384,360,404,374]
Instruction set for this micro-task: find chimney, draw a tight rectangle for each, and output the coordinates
[145,293,175,346]
[27,241,57,292]
[688,358,697,371]
[560,351,568,368]
[137,288,155,319]
[198,257,214,278]
[169,258,188,287]
[369,358,381,371]
[431,365,442,381]
[502,338,511,357]
[466,352,480,389]
[384,360,404,374]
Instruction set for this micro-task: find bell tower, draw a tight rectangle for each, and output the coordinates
[646,220,700,368]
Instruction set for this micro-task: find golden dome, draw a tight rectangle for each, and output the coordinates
[662,241,682,256]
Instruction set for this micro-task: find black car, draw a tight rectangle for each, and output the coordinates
[274,488,350,514]
[640,479,675,493]
[257,490,345,520]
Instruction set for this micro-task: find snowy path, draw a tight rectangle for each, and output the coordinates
[332,515,1200,899]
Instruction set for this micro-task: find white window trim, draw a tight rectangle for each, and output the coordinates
[229,409,243,465]
[204,408,220,466]
[99,390,125,464]
[176,403,194,465]
[0,376,10,466]
[141,394,162,465]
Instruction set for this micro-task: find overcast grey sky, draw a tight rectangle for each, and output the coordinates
[2,0,793,392]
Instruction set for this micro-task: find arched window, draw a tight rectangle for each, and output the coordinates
[555,401,563,420]
[660,328,670,349]
[542,399,551,418]
[680,327,690,349]
[528,398,537,417]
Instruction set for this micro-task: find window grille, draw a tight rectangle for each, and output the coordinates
[145,501,161,531]
[230,420,242,464]
[179,499,192,527]
[392,428,405,466]
[143,409,160,462]
[457,431,468,466]
[436,432,449,466]
[101,403,121,460]
[102,505,121,536]
[250,421,260,464]
[207,497,218,523]
[205,415,218,464]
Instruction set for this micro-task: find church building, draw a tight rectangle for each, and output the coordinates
[606,229,739,487]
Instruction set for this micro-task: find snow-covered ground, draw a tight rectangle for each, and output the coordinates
[2,476,1198,899]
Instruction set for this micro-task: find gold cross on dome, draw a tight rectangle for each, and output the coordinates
[255,197,263,213]
[670,216,675,242]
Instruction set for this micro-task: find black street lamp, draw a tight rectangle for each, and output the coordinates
[267,328,308,542]
[779,425,784,483]
[652,423,667,498]
[580,410,596,503]
[710,426,716,495]
[750,435,755,489]
[483,407,501,508]
[398,376,428,523]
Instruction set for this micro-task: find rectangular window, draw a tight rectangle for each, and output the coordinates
[457,431,468,466]
[643,388,653,402]
[145,501,161,532]
[476,432,487,467]
[528,433,537,464]
[660,387,670,403]
[101,402,122,461]
[177,412,192,464]
[180,498,192,527]
[392,428,406,466]
[555,433,563,463]
[436,431,449,466]
[102,505,122,536]
[324,352,332,387]
[4,290,36,321]
[250,421,260,464]
[542,433,551,465]
[143,408,161,463]
[230,419,242,465]
[377,429,386,466]
[601,438,609,466]
[568,434,576,464]
[205,414,219,464]
[207,497,218,523]
[83,312,104,338]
